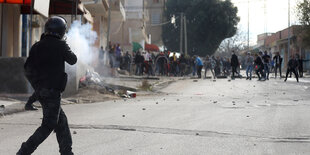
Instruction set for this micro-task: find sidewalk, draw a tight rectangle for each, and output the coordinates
[0,76,179,117]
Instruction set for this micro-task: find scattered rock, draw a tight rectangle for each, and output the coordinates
[254,144,256,146]
[193,80,198,82]
[213,80,216,82]
[213,101,217,104]
[246,115,249,117]
[247,101,250,103]
[122,115,125,117]
[196,133,200,136]
[253,85,256,87]
[73,131,77,134]
[233,103,236,105]
[114,100,116,102]
[142,108,146,110]
[232,101,235,103]
[228,80,231,82]
[160,148,163,150]
[156,102,158,104]
[293,100,299,102]
[177,99,180,101]
[283,92,286,95]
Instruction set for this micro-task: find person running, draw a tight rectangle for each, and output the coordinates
[273,52,282,79]
[284,55,299,82]
[245,52,254,80]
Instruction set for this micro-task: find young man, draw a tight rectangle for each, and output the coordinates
[245,52,254,80]
[273,52,282,79]
[262,51,271,80]
[230,51,240,79]
[204,55,215,79]
[254,53,264,81]
[195,56,204,78]
[17,16,77,155]
[284,55,299,82]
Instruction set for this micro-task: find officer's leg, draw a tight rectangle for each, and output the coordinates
[17,93,60,154]
[55,108,73,155]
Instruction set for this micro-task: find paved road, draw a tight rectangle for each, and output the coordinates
[1,77,310,155]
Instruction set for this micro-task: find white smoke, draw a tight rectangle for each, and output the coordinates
[66,21,98,65]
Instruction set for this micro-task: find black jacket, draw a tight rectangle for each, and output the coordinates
[254,56,264,69]
[231,54,239,67]
[273,55,282,65]
[24,35,77,91]
[288,59,299,70]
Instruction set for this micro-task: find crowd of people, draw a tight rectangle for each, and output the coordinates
[102,43,308,83]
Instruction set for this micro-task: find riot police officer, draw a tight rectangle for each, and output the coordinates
[17,16,77,155]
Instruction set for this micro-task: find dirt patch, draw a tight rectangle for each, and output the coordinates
[64,85,119,104]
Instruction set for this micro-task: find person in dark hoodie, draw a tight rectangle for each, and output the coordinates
[284,55,299,82]
[254,53,264,81]
[230,51,240,79]
[17,16,77,155]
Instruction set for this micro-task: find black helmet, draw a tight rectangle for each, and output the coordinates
[44,16,67,39]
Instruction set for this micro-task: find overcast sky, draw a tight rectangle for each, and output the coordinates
[231,0,301,45]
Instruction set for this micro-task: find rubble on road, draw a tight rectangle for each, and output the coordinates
[72,70,138,103]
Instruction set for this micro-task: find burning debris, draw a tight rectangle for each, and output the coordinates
[77,70,136,100]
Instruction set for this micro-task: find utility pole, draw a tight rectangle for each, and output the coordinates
[106,0,112,50]
[288,0,291,59]
[75,0,78,20]
[184,15,188,56]
[180,13,183,54]
[247,0,250,50]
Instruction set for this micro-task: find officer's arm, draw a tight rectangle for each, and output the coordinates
[63,42,77,65]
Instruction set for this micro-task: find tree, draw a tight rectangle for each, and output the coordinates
[296,0,310,47]
[162,0,240,56]
[216,27,248,57]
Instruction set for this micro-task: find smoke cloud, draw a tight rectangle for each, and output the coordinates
[66,21,98,66]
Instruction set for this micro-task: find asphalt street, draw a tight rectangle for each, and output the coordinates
[1,77,310,155]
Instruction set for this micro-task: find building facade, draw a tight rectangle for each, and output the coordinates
[145,0,165,46]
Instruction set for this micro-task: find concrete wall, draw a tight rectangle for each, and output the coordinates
[0,57,28,93]
[0,4,21,57]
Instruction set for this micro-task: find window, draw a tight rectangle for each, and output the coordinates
[151,13,161,25]
[153,0,159,4]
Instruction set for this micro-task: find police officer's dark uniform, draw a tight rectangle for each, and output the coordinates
[17,16,77,155]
